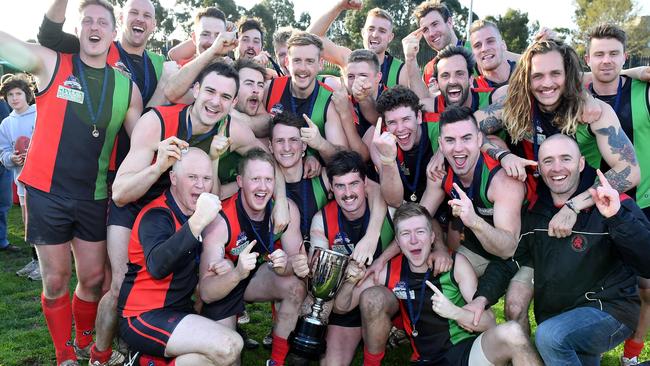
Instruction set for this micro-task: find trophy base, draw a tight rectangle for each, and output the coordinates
[288,317,328,360]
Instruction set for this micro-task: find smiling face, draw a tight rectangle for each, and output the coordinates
[437,54,472,107]
[530,50,565,112]
[362,15,394,55]
[121,0,155,48]
[287,44,321,94]
[236,67,265,116]
[586,37,626,84]
[470,26,506,73]
[439,118,482,179]
[270,123,306,169]
[237,28,263,60]
[383,105,422,151]
[169,149,213,215]
[192,72,237,127]
[237,159,275,214]
[194,16,226,54]
[331,172,367,218]
[419,10,454,51]
[396,215,433,272]
[77,4,117,58]
[538,136,585,199]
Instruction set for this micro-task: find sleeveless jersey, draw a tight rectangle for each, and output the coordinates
[20,53,132,200]
[286,175,329,239]
[119,191,196,317]
[472,60,516,90]
[321,200,394,257]
[220,193,282,263]
[380,52,404,88]
[442,152,503,261]
[266,76,333,137]
[386,253,475,362]
[107,42,165,173]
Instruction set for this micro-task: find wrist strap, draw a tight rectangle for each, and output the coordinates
[497,151,511,163]
[564,200,580,214]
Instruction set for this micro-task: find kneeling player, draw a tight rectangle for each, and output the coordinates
[334,203,542,366]
[118,148,242,365]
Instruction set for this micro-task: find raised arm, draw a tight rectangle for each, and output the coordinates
[402,27,432,101]
[37,0,81,54]
[307,0,361,36]
[0,31,58,92]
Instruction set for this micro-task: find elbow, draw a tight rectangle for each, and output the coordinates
[629,165,640,189]
[111,186,128,207]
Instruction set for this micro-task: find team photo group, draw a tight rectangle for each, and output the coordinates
[0,0,649,365]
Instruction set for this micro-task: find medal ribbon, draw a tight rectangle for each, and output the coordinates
[404,269,431,336]
[74,55,109,130]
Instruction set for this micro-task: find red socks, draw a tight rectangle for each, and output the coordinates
[72,293,98,349]
[363,346,385,366]
[624,339,644,359]
[42,293,75,363]
[270,334,289,365]
[90,344,113,364]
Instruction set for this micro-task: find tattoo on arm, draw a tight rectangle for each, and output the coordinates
[478,97,505,134]
[594,126,638,166]
[590,166,633,193]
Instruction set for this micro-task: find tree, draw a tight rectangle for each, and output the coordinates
[485,9,531,54]
[573,0,650,56]
[261,0,298,28]
[248,3,276,51]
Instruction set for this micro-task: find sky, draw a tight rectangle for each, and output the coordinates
[1,0,648,41]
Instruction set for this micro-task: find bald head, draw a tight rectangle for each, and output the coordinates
[172,148,211,175]
[123,0,155,13]
[170,148,214,214]
[538,134,581,162]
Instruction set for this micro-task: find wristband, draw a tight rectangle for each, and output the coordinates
[497,151,511,163]
[379,155,396,165]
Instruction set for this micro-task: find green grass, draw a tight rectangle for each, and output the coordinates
[1,205,647,365]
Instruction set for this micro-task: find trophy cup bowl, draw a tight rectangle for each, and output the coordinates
[289,247,350,360]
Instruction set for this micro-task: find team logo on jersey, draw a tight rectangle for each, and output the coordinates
[58,75,85,104]
[392,281,415,300]
[270,103,284,116]
[399,160,410,176]
[63,75,82,90]
[230,232,250,256]
[570,234,587,252]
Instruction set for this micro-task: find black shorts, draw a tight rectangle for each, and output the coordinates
[412,337,475,366]
[119,308,190,358]
[329,306,362,328]
[201,266,259,321]
[25,186,107,244]
[107,200,145,228]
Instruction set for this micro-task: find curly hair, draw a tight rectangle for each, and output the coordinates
[0,73,35,105]
[503,40,583,143]
[376,85,422,117]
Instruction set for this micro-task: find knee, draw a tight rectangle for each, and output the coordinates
[42,268,72,296]
[209,330,243,365]
[495,321,529,347]
[78,267,105,290]
[359,286,393,318]
[534,321,563,353]
[282,277,307,306]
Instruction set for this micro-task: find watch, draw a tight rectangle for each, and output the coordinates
[564,200,580,214]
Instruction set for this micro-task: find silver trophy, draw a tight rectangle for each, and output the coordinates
[289,247,350,360]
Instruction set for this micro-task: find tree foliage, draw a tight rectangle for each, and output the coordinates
[573,0,650,56]
[485,9,532,54]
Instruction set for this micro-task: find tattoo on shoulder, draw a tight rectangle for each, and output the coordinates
[589,166,633,193]
[594,126,638,166]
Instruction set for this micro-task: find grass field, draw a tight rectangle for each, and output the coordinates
[1,205,647,365]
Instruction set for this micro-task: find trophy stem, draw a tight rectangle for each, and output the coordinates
[309,298,325,320]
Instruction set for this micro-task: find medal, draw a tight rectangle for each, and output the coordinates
[410,193,417,202]
[412,329,419,337]
[74,56,109,139]
[405,269,430,339]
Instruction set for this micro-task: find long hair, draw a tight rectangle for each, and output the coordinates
[504,40,584,143]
